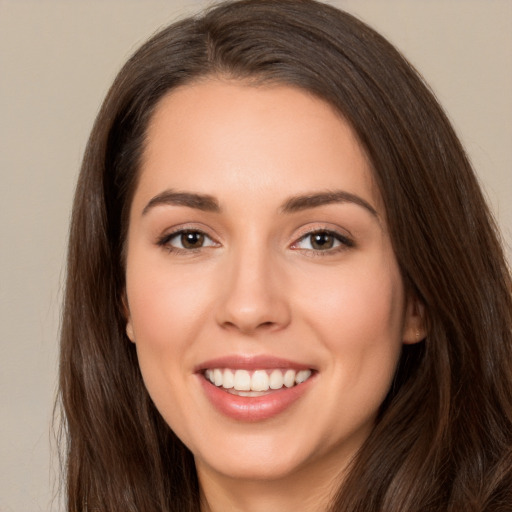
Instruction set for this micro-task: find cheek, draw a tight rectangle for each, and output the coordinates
[124,257,219,413]
[305,260,406,432]
[125,268,199,428]
[126,258,210,349]
[304,257,404,338]
[300,255,406,388]
[124,264,192,397]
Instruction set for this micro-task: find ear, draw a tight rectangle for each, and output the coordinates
[122,293,136,343]
[126,319,135,343]
[402,294,427,344]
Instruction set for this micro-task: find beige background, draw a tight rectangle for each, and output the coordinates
[1,1,510,510]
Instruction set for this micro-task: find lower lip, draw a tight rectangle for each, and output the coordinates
[199,374,314,422]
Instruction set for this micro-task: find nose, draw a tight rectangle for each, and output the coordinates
[215,245,291,335]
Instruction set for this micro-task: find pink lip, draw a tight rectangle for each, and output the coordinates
[195,355,315,422]
[194,354,313,372]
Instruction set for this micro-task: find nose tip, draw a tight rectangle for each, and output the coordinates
[215,257,291,335]
[221,305,285,334]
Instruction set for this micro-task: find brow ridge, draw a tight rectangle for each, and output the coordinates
[281,190,378,217]
[142,190,220,215]
[142,188,377,218]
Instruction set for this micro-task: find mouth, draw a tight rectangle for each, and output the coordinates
[196,356,316,421]
[203,368,313,396]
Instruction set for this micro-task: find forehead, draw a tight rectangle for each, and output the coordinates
[136,79,382,214]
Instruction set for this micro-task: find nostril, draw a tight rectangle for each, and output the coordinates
[221,319,276,333]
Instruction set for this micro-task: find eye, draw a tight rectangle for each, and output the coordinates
[292,230,354,252]
[158,229,218,251]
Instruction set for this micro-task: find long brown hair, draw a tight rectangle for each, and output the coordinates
[59,1,512,510]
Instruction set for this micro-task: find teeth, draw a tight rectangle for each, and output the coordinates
[223,369,234,389]
[269,369,284,389]
[213,369,223,387]
[284,369,296,387]
[296,369,311,384]
[251,370,269,391]
[234,370,251,391]
[204,368,312,392]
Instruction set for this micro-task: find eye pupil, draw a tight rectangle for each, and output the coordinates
[181,231,204,249]
[311,233,334,250]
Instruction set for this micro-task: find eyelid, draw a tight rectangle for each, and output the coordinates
[156,224,221,252]
[290,225,355,252]
[155,223,354,254]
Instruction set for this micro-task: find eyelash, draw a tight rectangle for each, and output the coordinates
[291,229,354,255]
[157,228,218,254]
[156,228,354,255]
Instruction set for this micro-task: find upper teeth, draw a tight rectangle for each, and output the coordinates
[204,368,312,392]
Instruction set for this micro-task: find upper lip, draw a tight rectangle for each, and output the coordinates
[194,355,314,373]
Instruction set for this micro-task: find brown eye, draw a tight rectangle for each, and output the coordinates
[180,231,205,249]
[159,229,217,251]
[310,233,335,250]
[293,230,354,253]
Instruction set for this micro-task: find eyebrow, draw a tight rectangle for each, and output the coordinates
[142,190,221,215]
[280,190,378,217]
[142,188,378,218]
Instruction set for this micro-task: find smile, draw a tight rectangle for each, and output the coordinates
[204,368,313,395]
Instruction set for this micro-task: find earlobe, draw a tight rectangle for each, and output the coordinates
[126,321,135,343]
[403,295,427,345]
[122,294,136,343]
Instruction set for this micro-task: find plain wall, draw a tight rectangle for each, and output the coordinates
[1,1,510,510]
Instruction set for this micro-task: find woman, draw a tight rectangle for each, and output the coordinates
[59,0,512,510]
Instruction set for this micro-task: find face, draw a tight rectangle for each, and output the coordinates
[125,81,423,490]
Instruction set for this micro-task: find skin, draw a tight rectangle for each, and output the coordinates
[124,80,425,512]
